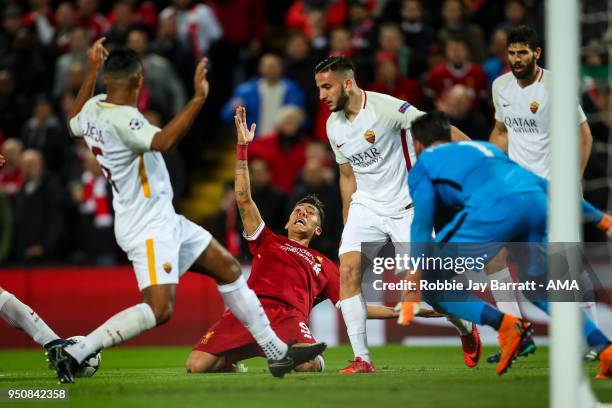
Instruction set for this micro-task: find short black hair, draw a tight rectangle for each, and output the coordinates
[411,111,452,148]
[103,48,142,79]
[507,25,539,51]
[314,56,355,75]
[295,194,325,226]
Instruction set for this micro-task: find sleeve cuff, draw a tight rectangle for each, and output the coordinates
[69,116,83,138]
[243,221,265,241]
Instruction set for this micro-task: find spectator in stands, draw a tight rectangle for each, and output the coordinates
[249,106,307,194]
[368,51,424,108]
[1,11,48,95]
[496,0,530,33]
[70,150,115,264]
[483,29,509,86]
[149,10,196,96]
[425,36,487,110]
[127,28,187,119]
[288,158,341,259]
[0,5,24,57]
[285,0,346,40]
[53,26,89,100]
[438,0,486,63]
[347,0,377,53]
[103,0,135,50]
[0,138,24,199]
[24,0,55,47]
[399,0,437,56]
[249,158,287,234]
[329,27,372,84]
[378,22,426,80]
[52,2,76,55]
[436,84,489,140]
[21,96,73,181]
[12,149,63,263]
[221,53,305,136]
[0,70,31,139]
[160,0,222,58]
[284,31,319,122]
[75,0,109,40]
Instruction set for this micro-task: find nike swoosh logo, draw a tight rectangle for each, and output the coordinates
[503,103,511,107]
[336,143,345,149]
[269,357,294,368]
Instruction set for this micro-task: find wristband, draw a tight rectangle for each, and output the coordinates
[236,144,248,161]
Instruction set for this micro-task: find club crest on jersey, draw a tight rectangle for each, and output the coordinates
[364,129,376,143]
[163,262,172,273]
[129,118,144,131]
[316,256,323,263]
[200,330,214,344]
[530,101,539,114]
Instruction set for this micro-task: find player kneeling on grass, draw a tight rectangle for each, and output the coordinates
[186,106,408,373]
[46,39,326,383]
[397,111,612,378]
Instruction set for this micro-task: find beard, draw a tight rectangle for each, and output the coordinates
[330,88,349,112]
[511,56,536,80]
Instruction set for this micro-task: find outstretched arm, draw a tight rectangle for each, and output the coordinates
[150,58,209,152]
[234,106,264,235]
[68,37,108,135]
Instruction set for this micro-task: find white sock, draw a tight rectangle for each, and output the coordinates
[339,294,370,362]
[65,303,156,364]
[488,267,523,317]
[218,275,288,361]
[0,291,60,347]
[445,315,473,336]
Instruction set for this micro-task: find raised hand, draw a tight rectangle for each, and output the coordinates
[87,37,109,75]
[234,106,256,145]
[193,57,209,101]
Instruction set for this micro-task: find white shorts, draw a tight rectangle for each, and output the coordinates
[339,203,414,258]
[123,215,213,291]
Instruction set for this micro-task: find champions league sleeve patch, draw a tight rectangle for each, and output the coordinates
[129,118,144,131]
[399,101,411,113]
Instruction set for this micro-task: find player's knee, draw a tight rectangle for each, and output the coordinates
[339,264,359,287]
[185,352,218,373]
[148,300,174,325]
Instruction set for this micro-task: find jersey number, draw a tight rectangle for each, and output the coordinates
[91,146,119,193]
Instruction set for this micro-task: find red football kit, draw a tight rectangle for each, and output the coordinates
[193,223,340,368]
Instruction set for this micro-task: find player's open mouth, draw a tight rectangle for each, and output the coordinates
[295,219,306,226]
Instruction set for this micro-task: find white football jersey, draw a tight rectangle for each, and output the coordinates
[327,91,424,216]
[69,94,176,246]
[492,68,587,179]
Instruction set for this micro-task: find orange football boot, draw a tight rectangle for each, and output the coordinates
[596,344,612,379]
[496,315,532,375]
[337,357,376,374]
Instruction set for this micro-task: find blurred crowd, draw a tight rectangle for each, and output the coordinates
[0,0,609,265]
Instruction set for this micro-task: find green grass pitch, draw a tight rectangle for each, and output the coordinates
[1,345,611,407]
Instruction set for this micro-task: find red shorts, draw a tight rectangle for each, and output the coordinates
[192,299,316,365]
